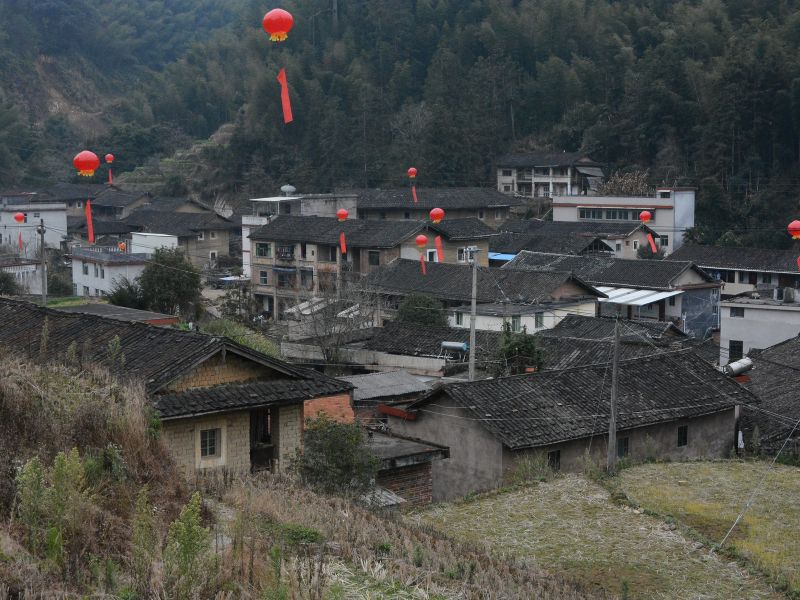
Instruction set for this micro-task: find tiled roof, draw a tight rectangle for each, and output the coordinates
[410,351,752,449]
[669,244,800,274]
[0,298,328,396]
[741,336,800,450]
[366,258,604,304]
[54,304,177,323]
[361,321,504,360]
[496,232,611,255]
[532,221,650,238]
[38,182,107,202]
[366,431,449,468]
[542,315,687,341]
[534,336,679,370]
[154,378,351,420]
[140,196,213,212]
[504,251,714,290]
[71,248,148,265]
[125,210,235,237]
[354,187,524,209]
[67,216,133,235]
[491,221,651,255]
[495,152,601,168]
[249,216,494,248]
[338,370,431,402]
[93,187,148,208]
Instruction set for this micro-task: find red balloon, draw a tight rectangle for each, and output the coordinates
[407,167,417,179]
[336,208,349,222]
[73,150,100,176]
[105,153,114,164]
[639,210,652,223]
[13,212,24,223]
[415,234,428,249]
[263,8,294,42]
[430,207,445,224]
[788,220,800,240]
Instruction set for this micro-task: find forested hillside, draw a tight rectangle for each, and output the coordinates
[3,0,800,245]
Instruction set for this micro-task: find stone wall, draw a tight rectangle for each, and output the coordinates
[377,463,433,507]
[161,411,250,477]
[165,353,272,392]
[277,404,303,472]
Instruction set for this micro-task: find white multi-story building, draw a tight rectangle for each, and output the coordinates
[551,187,695,254]
[0,256,43,295]
[496,152,604,197]
[0,198,67,258]
[71,247,147,297]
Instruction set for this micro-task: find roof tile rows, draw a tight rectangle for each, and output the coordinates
[125,210,236,237]
[670,244,800,274]
[495,152,600,169]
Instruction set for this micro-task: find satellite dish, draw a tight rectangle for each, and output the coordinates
[280,184,296,195]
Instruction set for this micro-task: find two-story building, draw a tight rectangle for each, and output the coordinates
[34,182,107,216]
[71,247,148,297]
[0,197,67,258]
[89,187,151,220]
[354,188,524,224]
[669,244,800,298]
[495,152,604,197]
[248,216,497,318]
[551,187,695,253]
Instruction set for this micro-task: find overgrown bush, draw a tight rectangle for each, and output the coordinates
[163,492,212,599]
[201,318,279,358]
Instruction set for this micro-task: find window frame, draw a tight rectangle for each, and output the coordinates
[210,231,217,239]
[729,306,745,318]
[729,340,744,362]
[547,450,561,471]
[259,270,269,285]
[455,311,464,326]
[501,169,513,177]
[200,428,221,458]
[256,242,273,258]
[677,425,688,447]
[368,250,380,267]
[535,312,544,329]
[197,231,205,241]
[617,436,630,458]
[510,315,521,333]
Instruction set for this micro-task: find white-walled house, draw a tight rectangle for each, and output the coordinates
[720,292,800,364]
[448,300,598,333]
[0,257,43,295]
[0,199,67,258]
[551,188,695,253]
[71,247,147,297]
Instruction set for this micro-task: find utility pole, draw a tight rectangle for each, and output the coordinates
[468,248,479,381]
[607,308,621,474]
[331,0,339,31]
[37,218,47,306]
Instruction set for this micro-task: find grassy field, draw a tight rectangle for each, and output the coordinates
[415,474,781,600]
[618,461,800,596]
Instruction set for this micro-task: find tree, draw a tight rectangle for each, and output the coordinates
[137,248,201,316]
[397,293,447,328]
[292,415,378,499]
[494,323,544,377]
[107,277,146,309]
[0,271,20,295]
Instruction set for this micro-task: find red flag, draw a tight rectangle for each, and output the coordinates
[420,253,426,275]
[277,68,293,124]
[85,199,95,244]
[411,185,418,204]
[647,232,657,253]
[434,235,444,263]
[108,167,113,185]
[18,231,22,252]
[339,231,347,255]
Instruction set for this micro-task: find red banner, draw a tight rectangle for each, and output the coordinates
[420,253,426,275]
[85,199,95,244]
[18,231,22,252]
[339,231,347,255]
[435,235,444,262]
[647,232,657,253]
[411,185,418,203]
[277,68,293,124]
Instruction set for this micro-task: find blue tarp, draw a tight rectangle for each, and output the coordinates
[488,252,517,261]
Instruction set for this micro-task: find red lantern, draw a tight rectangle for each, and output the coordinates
[415,234,428,250]
[639,210,652,223]
[430,207,445,224]
[118,242,127,252]
[263,8,294,42]
[105,153,114,164]
[788,220,800,240]
[73,150,100,176]
[13,212,24,223]
[407,167,417,179]
[336,208,349,222]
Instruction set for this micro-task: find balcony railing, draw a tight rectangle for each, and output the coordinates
[275,251,295,261]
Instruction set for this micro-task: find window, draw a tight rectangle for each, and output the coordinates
[404,211,411,219]
[535,312,544,329]
[605,209,629,220]
[94,289,100,296]
[259,270,268,285]
[209,251,217,260]
[719,270,735,283]
[503,185,511,192]
[494,209,502,220]
[300,268,313,289]
[615,243,622,252]
[660,235,669,247]
[501,169,513,177]
[100,267,105,279]
[33,212,40,218]
[668,296,676,307]
[729,340,744,362]
[22,213,28,223]
[368,250,380,266]
[617,437,630,458]
[762,273,772,284]
[633,240,639,250]
[478,210,485,219]
[426,249,438,263]
[77,201,82,208]
[200,428,221,458]
[210,231,217,239]
[457,247,467,263]
[197,231,204,240]
[625,240,630,247]
[659,191,671,198]
[729,306,745,318]
[300,243,307,259]
[578,208,603,220]
[319,245,337,262]
[277,244,295,260]
[547,450,561,471]
[511,315,521,332]
[94,264,99,277]
[256,243,272,258]
[82,263,88,275]
[677,425,688,447]
[277,272,296,289]
[455,311,463,325]
[82,285,90,296]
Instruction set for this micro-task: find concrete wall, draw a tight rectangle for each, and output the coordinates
[719,301,800,364]
[388,399,504,501]
[377,463,433,507]
[447,300,597,332]
[181,229,231,269]
[72,258,145,297]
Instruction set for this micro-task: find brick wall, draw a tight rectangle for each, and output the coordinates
[377,463,433,507]
[304,393,354,424]
[277,404,303,473]
[166,353,273,392]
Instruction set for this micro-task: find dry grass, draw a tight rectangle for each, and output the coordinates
[415,475,781,600]
[618,461,800,596]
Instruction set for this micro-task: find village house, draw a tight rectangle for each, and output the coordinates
[33,182,106,216]
[247,216,496,319]
[0,196,67,258]
[0,255,43,295]
[71,247,148,298]
[382,350,754,501]
[66,217,133,248]
[495,151,604,197]
[365,257,604,331]
[503,251,720,337]
[551,187,695,253]
[669,244,800,297]
[0,298,353,476]
[354,188,525,224]
[337,370,432,422]
[89,187,151,220]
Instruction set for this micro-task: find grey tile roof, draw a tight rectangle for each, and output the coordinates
[542,315,687,341]
[67,217,134,235]
[354,187,524,209]
[366,258,604,304]
[70,248,148,265]
[338,370,431,402]
[495,152,601,169]
[532,221,651,238]
[491,221,651,255]
[741,336,800,451]
[361,321,505,360]
[409,351,753,449]
[669,244,800,274]
[125,210,235,237]
[366,431,449,468]
[504,251,715,290]
[54,304,176,323]
[154,378,351,420]
[38,182,107,202]
[93,187,149,208]
[429,218,497,240]
[140,196,213,212]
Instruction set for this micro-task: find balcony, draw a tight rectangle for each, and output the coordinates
[275,248,295,262]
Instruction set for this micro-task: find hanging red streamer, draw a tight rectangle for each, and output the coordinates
[85,200,95,244]
[420,253,426,275]
[646,232,657,253]
[277,68,293,124]
[411,185,418,204]
[435,235,444,263]
[18,231,22,252]
[339,231,347,255]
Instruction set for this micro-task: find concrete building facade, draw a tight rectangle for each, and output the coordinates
[719,294,800,364]
[71,247,147,297]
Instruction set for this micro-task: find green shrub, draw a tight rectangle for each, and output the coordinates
[163,492,210,600]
